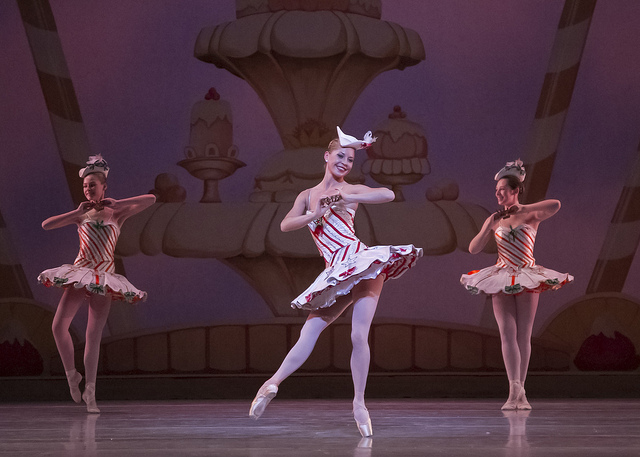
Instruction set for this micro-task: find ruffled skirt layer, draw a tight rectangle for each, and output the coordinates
[38,264,147,303]
[292,243,422,310]
[460,264,573,296]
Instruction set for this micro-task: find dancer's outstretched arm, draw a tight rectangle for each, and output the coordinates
[110,194,156,224]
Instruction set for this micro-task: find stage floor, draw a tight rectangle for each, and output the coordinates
[1,399,639,456]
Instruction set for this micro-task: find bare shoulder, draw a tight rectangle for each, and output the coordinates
[299,187,313,201]
[293,188,312,208]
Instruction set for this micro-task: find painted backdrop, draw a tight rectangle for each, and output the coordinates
[1,0,639,377]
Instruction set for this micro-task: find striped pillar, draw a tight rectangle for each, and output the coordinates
[17,0,127,279]
[521,0,597,204]
[586,145,640,293]
[16,0,89,206]
[0,210,33,300]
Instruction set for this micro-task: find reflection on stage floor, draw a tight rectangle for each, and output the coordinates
[1,399,639,456]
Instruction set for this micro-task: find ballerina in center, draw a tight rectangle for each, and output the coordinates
[249,126,422,437]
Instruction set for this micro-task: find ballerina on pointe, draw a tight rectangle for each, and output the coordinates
[38,155,156,413]
[249,126,422,437]
[460,159,573,410]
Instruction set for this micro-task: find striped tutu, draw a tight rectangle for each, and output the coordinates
[292,205,422,310]
[38,217,147,303]
[460,223,573,296]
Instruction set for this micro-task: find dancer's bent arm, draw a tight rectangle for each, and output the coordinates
[468,214,501,254]
[42,204,89,230]
[281,190,327,232]
[110,194,156,224]
[339,185,394,205]
[513,199,561,224]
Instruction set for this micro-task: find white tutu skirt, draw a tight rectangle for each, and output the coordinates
[460,264,573,296]
[38,264,147,303]
[292,243,422,310]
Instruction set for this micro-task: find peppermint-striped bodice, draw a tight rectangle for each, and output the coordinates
[495,224,536,269]
[308,206,365,267]
[73,217,120,273]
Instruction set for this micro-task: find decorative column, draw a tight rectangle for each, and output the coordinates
[521,0,598,203]
[539,144,640,371]
[16,0,89,205]
[194,0,425,198]
[587,145,640,293]
[117,0,490,319]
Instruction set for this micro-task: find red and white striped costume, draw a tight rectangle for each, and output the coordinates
[292,205,422,310]
[460,224,572,296]
[38,215,146,303]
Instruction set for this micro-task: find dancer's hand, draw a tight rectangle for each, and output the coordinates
[320,193,342,207]
[82,199,114,212]
[78,201,93,213]
[335,187,354,205]
[493,205,519,221]
[309,194,331,220]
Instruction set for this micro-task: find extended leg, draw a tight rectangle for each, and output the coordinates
[249,294,352,419]
[269,294,353,386]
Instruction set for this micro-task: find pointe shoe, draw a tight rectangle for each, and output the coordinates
[353,403,373,437]
[82,383,100,414]
[357,419,373,438]
[516,387,532,410]
[249,384,278,420]
[501,381,522,411]
[66,369,82,403]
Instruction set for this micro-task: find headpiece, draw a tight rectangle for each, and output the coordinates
[494,159,525,182]
[79,155,110,178]
[336,126,376,150]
